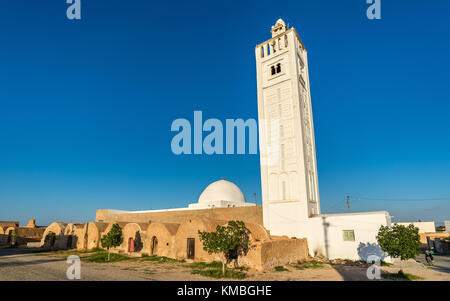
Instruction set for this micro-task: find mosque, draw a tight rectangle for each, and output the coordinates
[2,19,393,270]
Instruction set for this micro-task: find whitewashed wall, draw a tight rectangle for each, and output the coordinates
[396,222,435,233]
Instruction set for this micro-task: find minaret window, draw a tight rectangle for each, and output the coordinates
[270,63,282,76]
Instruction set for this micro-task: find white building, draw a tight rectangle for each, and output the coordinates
[102,179,255,215]
[397,222,436,233]
[188,180,255,209]
[255,19,392,261]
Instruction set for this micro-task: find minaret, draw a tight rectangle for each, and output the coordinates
[255,19,320,237]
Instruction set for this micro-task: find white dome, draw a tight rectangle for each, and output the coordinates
[198,180,246,205]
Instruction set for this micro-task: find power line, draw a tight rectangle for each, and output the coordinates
[322,194,450,213]
[358,196,450,202]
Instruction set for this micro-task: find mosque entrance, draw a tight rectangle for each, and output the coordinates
[66,235,73,248]
[129,237,135,252]
[151,236,158,255]
[187,238,195,259]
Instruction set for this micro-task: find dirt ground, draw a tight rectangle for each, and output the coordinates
[1,247,449,281]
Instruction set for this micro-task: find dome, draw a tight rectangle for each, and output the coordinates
[198,180,246,205]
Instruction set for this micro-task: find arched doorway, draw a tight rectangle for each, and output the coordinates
[151,236,158,255]
[128,237,134,252]
[187,238,195,260]
[6,230,12,244]
[66,235,73,248]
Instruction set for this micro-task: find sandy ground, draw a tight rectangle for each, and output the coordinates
[0,248,449,281]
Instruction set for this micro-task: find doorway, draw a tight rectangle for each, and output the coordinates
[187,238,195,260]
[151,236,158,255]
[67,235,73,249]
[129,237,134,252]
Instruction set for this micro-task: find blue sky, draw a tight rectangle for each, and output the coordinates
[0,1,449,226]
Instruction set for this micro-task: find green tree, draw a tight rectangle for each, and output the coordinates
[8,230,18,247]
[101,223,123,261]
[44,231,56,247]
[376,223,421,270]
[198,220,250,276]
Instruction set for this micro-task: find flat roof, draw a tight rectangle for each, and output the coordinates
[315,211,390,218]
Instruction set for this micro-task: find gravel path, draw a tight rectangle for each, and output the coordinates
[0,248,154,281]
[1,248,448,281]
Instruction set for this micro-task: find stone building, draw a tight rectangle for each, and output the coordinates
[145,223,179,257]
[0,219,45,246]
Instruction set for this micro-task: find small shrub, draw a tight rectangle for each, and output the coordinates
[85,252,132,263]
[140,255,177,263]
[100,223,123,261]
[381,261,393,267]
[191,268,246,279]
[198,220,250,276]
[294,260,325,270]
[381,270,423,281]
[377,224,421,271]
[187,261,223,269]
[44,231,56,247]
[187,261,246,279]
[274,266,289,272]
[91,247,104,252]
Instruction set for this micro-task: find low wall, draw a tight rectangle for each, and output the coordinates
[420,232,450,244]
[96,206,263,226]
[240,237,309,271]
[0,234,7,245]
[0,221,19,228]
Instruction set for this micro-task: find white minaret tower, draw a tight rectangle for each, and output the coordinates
[255,19,320,237]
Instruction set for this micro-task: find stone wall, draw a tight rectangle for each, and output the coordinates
[0,226,46,246]
[240,237,309,271]
[0,221,19,228]
[420,232,450,244]
[96,206,263,226]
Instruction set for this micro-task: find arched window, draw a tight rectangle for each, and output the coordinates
[281,181,287,200]
[276,63,281,73]
[271,66,276,75]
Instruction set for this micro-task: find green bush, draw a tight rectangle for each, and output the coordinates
[140,254,178,263]
[274,266,289,272]
[198,220,250,276]
[191,268,246,279]
[381,270,423,281]
[100,223,123,261]
[85,252,132,263]
[377,223,421,270]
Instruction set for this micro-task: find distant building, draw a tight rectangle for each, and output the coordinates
[445,221,450,232]
[397,222,436,233]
